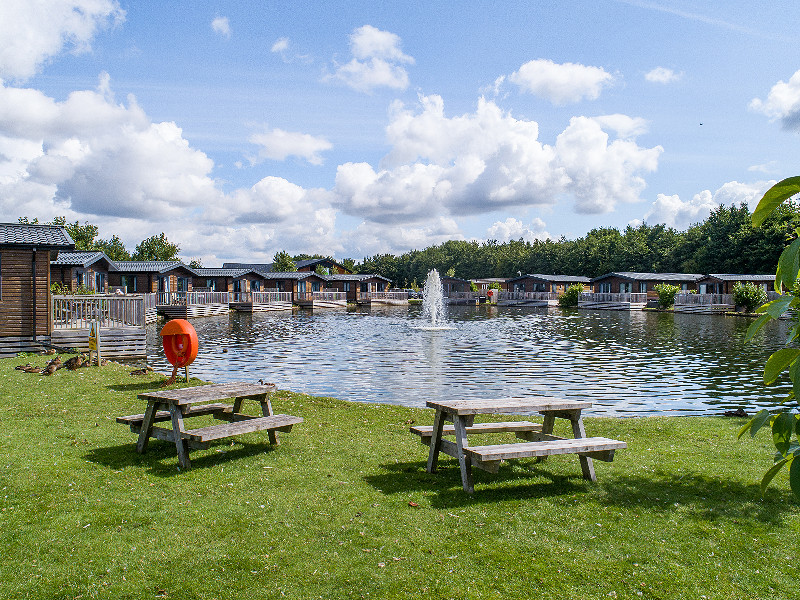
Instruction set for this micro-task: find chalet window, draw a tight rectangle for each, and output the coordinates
[96,273,105,292]
[343,282,350,292]
[619,282,632,293]
[176,277,188,292]
[312,282,320,292]
[377,282,385,292]
[158,276,169,292]
[252,280,261,292]
[598,283,611,293]
[205,278,215,291]
[681,283,688,291]
[120,275,137,292]
[233,280,242,293]
[639,283,647,293]
[299,281,307,293]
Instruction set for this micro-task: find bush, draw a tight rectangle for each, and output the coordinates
[653,283,680,309]
[732,282,768,313]
[558,284,583,307]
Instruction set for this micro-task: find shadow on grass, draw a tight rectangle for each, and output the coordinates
[365,460,797,520]
[84,439,277,476]
[107,381,166,392]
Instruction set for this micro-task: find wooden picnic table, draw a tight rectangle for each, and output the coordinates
[117,381,302,469]
[411,397,626,493]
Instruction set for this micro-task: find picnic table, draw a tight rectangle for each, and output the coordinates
[117,381,303,469]
[411,397,626,493]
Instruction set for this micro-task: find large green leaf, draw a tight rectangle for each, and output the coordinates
[738,408,772,439]
[764,348,800,385]
[745,312,773,344]
[763,295,795,319]
[791,360,800,400]
[772,412,796,455]
[790,453,800,499]
[752,176,800,227]
[761,455,790,495]
[775,237,800,292]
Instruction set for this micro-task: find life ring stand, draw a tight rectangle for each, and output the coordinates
[160,319,198,386]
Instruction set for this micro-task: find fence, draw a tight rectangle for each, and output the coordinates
[367,291,408,301]
[156,291,230,305]
[500,291,559,301]
[674,293,733,306]
[230,291,293,303]
[52,295,146,329]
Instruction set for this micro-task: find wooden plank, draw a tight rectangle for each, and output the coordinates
[138,381,276,405]
[418,436,500,473]
[128,424,210,450]
[426,397,592,415]
[411,421,542,438]
[452,416,474,493]
[116,402,234,425]
[184,414,302,442]
[464,437,627,462]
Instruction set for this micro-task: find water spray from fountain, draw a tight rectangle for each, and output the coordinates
[418,269,451,330]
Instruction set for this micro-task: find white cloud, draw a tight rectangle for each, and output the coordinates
[487,217,551,242]
[334,95,661,223]
[591,114,649,139]
[645,67,682,84]
[342,217,462,257]
[642,180,775,229]
[748,161,779,174]
[0,0,124,81]
[509,59,613,105]
[249,128,332,165]
[211,16,230,38]
[328,25,414,93]
[271,37,289,53]
[750,69,800,130]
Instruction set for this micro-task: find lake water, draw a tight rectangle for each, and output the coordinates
[145,305,791,416]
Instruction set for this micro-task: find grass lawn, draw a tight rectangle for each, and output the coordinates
[0,354,798,600]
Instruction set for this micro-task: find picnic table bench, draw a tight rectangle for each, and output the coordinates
[117,381,302,469]
[412,397,626,493]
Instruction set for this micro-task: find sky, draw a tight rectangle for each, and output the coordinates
[1,0,800,265]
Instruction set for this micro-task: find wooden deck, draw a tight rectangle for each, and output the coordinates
[497,292,559,307]
[578,293,647,311]
[51,327,146,358]
[673,293,734,314]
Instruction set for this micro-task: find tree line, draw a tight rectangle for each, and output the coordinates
[21,201,799,286]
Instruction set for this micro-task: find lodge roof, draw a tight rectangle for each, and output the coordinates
[0,223,74,248]
[591,272,703,282]
[113,260,196,275]
[50,251,114,268]
[703,273,775,282]
[324,273,391,282]
[193,268,251,278]
[507,273,591,283]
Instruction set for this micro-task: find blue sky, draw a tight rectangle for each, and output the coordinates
[2,1,799,265]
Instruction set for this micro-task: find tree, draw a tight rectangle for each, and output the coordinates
[188,258,202,268]
[732,282,768,313]
[558,284,583,307]
[315,264,329,276]
[272,251,297,272]
[653,283,680,309]
[738,176,800,498]
[132,233,180,261]
[95,235,131,261]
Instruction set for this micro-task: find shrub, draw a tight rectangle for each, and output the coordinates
[732,282,768,313]
[558,284,583,307]
[653,283,680,309]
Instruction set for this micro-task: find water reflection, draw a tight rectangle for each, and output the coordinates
[145,305,791,416]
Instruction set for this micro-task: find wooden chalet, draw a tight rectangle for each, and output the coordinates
[192,267,270,294]
[471,278,510,292]
[0,223,74,356]
[223,258,353,275]
[50,251,115,293]
[590,272,703,294]
[507,274,591,294]
[325,274,394,304]
[108,261,196,295]
[696,274,776,294]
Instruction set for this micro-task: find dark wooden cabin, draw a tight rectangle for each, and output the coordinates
[0,223,74,356]
[325,274,392,302]
[50,251,115,293]
[696,274,776,294]
[590,272,702,295]
[108,261,196,294]
[506,274,591,294]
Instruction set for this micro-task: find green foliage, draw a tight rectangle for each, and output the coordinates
[488,281,502,289]
[315,264,329,275]
[558,284,583,307]
[132,233,180,261]
[445,267,456,277]
[50,282,94,295]
[732,282,768,313]
[469,281,479,292]
[739,176,800,498]
[187,258,202,268]
[94,234,131,261]
[272,250,297,272]
[653,283,680,309]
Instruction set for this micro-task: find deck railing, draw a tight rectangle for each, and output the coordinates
[157,291,230,305]
[580,292,649,304]
[367,291,408,301]
[445,291,479,300]
[312,291,347,302]
[244,291,293,304]
[500,291,559,301]
[52,295,146,329]
[674,293,733,306]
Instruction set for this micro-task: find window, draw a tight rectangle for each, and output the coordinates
[598,283,611,293]
[176,277,188,292]
[96,273,105,292]
[251,280,261,292]
[233,279,242,293]
[158,276,169,292]
[639,282,647,293]
[205,278,215,291]
[343,282,351,292]
[619,282,632,293]
[312,282,320,292]
[299,281,307,293]
[120,275,136,292]
[377,282,385,292]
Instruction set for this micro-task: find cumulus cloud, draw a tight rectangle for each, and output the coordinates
[487,217,550,242]
[342,217,462,257]
[249,128,332,165]
[328,25,414,93]
[334,94,661,223]
[642,180,775,229]
[211,16,230,38]
[0,0,124,81]
[645,67,682,84]
[271,37,289,53]
[270,37,311,64]
[750,69,800,130]
[509,59,613,105]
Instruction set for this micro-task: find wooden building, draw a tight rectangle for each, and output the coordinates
[471,278,510,292]
[696,274,776,294]
[108,261,196,294]
[506,274,591,294]
[223,258,353,275]
[0,223,74,356]
[440,276,472,295]
[50,251,115,293]
[192,268,269,293]
[590,272,702,295]
[325,274,392,302]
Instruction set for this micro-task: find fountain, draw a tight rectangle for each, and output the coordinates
[417,269,452,330]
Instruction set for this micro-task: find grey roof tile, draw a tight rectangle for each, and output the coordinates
[0,223,74,247]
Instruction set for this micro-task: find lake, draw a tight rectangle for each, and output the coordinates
[145,305,790,416]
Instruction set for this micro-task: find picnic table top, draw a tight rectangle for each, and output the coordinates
[138,381,276,405]
[425,397,592,415]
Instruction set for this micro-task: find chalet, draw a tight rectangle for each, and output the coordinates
[260,271,327,301]
[0,223,74,356]
[108,261,196,294]
[590,272,703,295]
[440,276,472,296]
[506,274,591,294]
[325,273,392,302]
[192,268,270,293]
[50,251,115,293]
[696,274,776,294]
[471,278,510,292]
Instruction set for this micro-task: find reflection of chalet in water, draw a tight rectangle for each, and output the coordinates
[696,274,775,294]
[50,251,115,293]
[507,274,591,294]
[108,261,197,293]
[0,223,74,356]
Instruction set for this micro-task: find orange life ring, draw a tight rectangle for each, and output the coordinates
[160,319,198,368]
